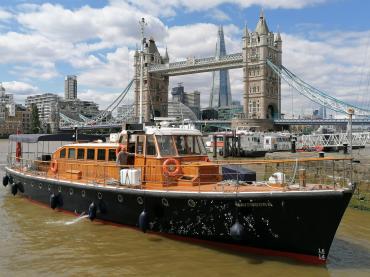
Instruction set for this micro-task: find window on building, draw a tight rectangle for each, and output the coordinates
[87,149,95,160]
[97,149,106,161]
[77,149,85,160]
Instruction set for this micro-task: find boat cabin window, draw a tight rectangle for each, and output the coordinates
[136,136,145,155]
[77,148,85,160]
[97,149,106,161]
[87,149,95,160]
[68,148,75,159]
[146,135,157,156]
[186,136,201,154]
[157,135,176,156]
[128,135,136,153]
[156,135,206,156]
[173,135,207,156]
[60,148,66,158]
[174,135,187,155]
[108,149,116,161]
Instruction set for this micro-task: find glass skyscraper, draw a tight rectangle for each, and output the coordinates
[209,26,232,108]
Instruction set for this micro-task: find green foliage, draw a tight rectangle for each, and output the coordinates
[46,123,51,134]
[30,104,41,134]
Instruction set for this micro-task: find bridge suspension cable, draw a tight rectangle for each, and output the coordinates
[87,78,134,124]
[59,78,135,128]
[267,60,370,117]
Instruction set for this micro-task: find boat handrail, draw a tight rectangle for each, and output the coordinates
[6,154,357,192]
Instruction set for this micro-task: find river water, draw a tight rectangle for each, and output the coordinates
[0,139,369,276]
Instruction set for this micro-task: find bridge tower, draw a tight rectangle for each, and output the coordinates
[134,37,169,122]
[237,11,282,130]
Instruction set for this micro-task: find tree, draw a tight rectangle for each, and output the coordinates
[31,104,41,134]
[46,123,51,134]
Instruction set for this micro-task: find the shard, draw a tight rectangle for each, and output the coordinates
[209,26,232,108]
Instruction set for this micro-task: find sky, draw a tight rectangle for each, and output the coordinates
[1,0,370,117]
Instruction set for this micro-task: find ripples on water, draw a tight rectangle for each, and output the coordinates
[0,139,370,276]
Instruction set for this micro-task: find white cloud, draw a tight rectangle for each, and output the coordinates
[10,62,59,80]
[117,0,327,16]
[0,0,368,118]
[0,2,167,82]
[281,30,370,116]
[209,9,230,21]
[0,9,13,21]
[2,81,41,103]
[16,2,167,46]
[79,47,133,88]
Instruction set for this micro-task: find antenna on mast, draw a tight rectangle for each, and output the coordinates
[139,17,147,124]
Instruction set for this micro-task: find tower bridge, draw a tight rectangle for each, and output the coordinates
[148,53,245,76]
[59,11,370,131]
[135,11,282,126]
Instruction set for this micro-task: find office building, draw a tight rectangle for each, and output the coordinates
[64,75,77,100]
[209,26,232,108]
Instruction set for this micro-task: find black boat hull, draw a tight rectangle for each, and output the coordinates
[4,168,353,264]
[240,150,267,158]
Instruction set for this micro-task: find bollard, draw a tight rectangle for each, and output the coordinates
[223,135,228,158]
[237,135,241,157]
[291,140,296,153]
[343,143,348,154]
[319,152,325,158]
[299,168,306,188]
[213,135,217,158]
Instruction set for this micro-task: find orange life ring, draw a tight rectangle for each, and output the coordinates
[50,159,58,173]
[163,158,181,177]
[16,142,22,162]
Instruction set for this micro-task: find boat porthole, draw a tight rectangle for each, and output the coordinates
[81,190,86,198]
[69,188,74,196]
[47,184,51,191]
[137,196,144,205]
[117,194,123,203]
[162,198,169,207]
[58,186,62,193]
[39,183,42,190]
[98,192,103,200]
[188,199,196,208]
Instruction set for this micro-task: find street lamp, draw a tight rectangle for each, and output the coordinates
[347,108,354,157]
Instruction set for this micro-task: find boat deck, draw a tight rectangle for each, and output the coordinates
[9,166,341,193]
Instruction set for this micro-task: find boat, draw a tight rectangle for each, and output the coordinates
[2,122,356,264]
[205,130,290,157]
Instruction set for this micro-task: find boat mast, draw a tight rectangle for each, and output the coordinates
[139,18,147,124]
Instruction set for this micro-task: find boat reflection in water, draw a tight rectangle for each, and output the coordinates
[2,122,355,264]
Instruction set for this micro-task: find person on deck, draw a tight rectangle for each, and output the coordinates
[116,149,135,168]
